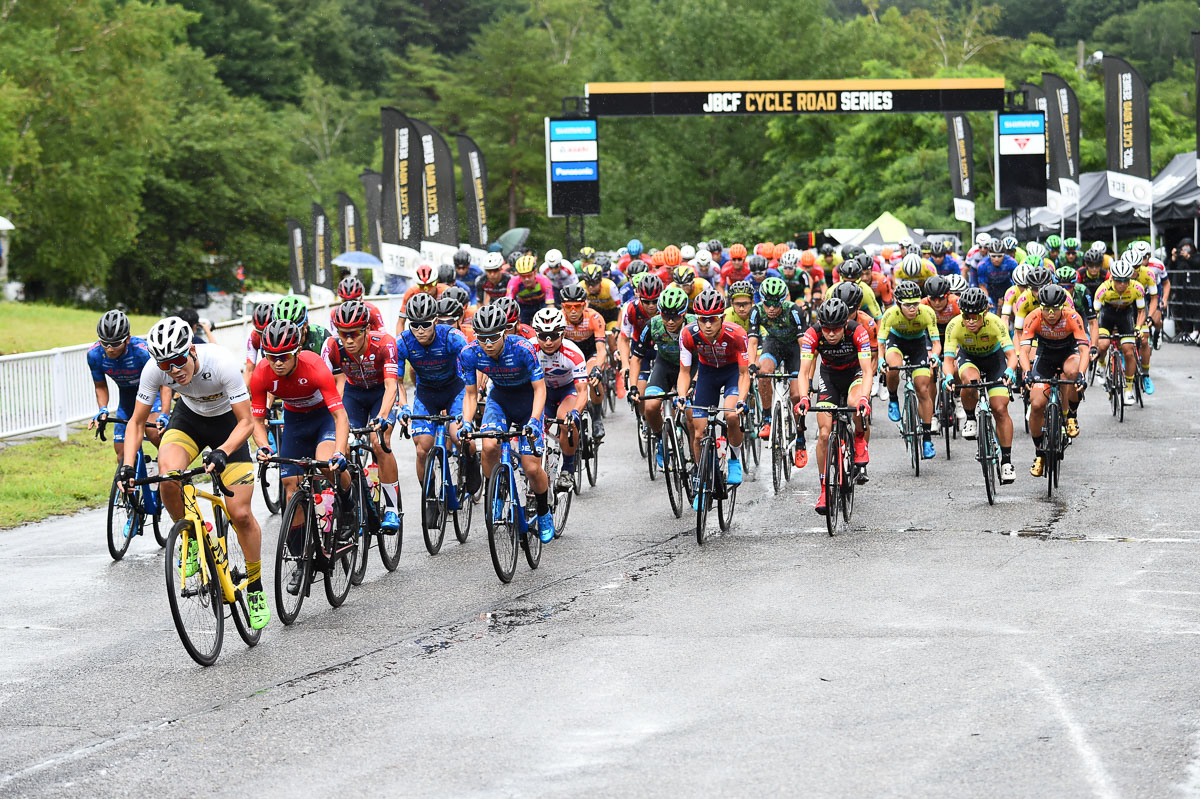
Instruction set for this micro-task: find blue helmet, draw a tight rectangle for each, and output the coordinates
[627,238,644,257]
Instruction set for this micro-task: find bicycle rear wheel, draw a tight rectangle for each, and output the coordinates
[451,451,473,543]
[259,461,282,514]
[106,473,141,561]
[645,424,657,480]
[978,413,997,505]
[215,507,261,648]
[583,417,600,487]
[718,476,737,532]
[422,451,447,555]
[823,430,842,536]
[486,464,518,583]
[1044,402,1062,499]
[904,390,920,477]
[378,482,403,571]
[695,438,713,545]
[839,424,856,526]
[635,403,647,459]
[323,527,355,608]
[274,492,313,625]
[770,402,783,494]
[165,520,223,666]
[663,422,684,519]
[349,474,371,587]
[747,392,762,466]
[521,508,542,570]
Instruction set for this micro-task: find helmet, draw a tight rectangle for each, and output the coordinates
[437,296,464,320]
[443,285,469,307]
[405,292,438,324]
[843,244,865,259]
[581,263,603,283]
[1026,265,1053,290]
[415,263,437,285]
[1119,250,1142,271]
[779,249,801,268]
[693,249,713,267]
[1083,247,1103,266]
[837,258,865,282]
[985,238,1005,255]
[514,255,537,274]
[1012,263,1030,287]
[560,283,588,303]
[96,310,130,344]
[919,240,933,255]
[627,259,648,278]
[453,249,471,267]
[895,253,924,279]
[854,253,874,271]
[819,243,835,256]
[760,276,788,301]
[273,295,309,325]
[627,238,644,257]
[543,248,563,267]
[947,274,968,294]
[484,252,504,270]
[594,253,611,272]
[331,300,371,329]
[923,275,950,298]
[747,254,768,274]
[894,280,922,303]
[672,264,696,285]
[800,250,816,267]
[975,233,992,247]
[815,298,850,327]
[1001,235,1018,251]
[728,243,747,260]
[958,287,989,314]
[930,240,948,257]
[897,236,914,249]
[577,246,595,260]
[337,275,365,300]
[903,244,920,256]
[472,303,507,336]
[1022,254,1043,269]
[1062,237,1080,251]
[1130,240,1152,261]
[251,303,273,331]
[506,250,522,266]
[830,280,864,310]
[1038,284,1068,309]
[1090,240,1106,254]
[658,286,690,315]
[532,307,566,334]
[727,280,754,299]
[707,239,723,255]
[680,244,696,261]
[495,296,520,325]
[617,246,629,258]
[651,251,666,267]
[1055,265,1077,285]
[881,246,895,261]
[662,245,682,267]
[696,241,710,253]
[260,319,302,354]
[1110,258,1135,280]
[637,274,664,301]
[751,242,768,257]
[773,242,788,260]
[691,288,725,316]
[1026,242,1047,259]
[1046,234,1062,250]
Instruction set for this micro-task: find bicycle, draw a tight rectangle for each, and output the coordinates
[129,466,260,666]
[808,405,863,536]
[465,424,544,583]
[1101,334,1137,423]
[682,403,742,545]
[542,417,576,537]
[651,390,687,519]
[743,380,763,468]
[932,363,958,460]
[95,417,166,560]
[1033,377,1076,500]
[404,414,472,555]
[268,456,361,625]
[259,401,285,514]
[761,371,798,494]
[890,363,926,477]
[577,406,600,490]
[955,379,1010,506]
[346,424,401,581]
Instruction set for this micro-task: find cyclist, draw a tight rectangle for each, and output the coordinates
[829,280,880,399]
[671,263,708,303]
[1125,242,1160,394]
[242,302,274,383]
[539,247,578,302]
[89,310,169,462]
[617,274,665,431]
[122,316,268,628]
[1019,284,1090,471]
[677,289,750,504]
[747,277,808,468]
[744,254,781,301]
[596,253,628,297]
[998,263,1030,330]
[921,275,960,343]
[817,243,842,279]
[1056,265,1089,320]
[531,307,588,492]
[941,287,1017,483]
[457,304,555,544]
[507,254,555,325]
[691,248,721,287]
[453,249,484,303]
[476,252,510,306]
[723,280,755,333]
[323,301,402,532]
[1001,234,1026,265]
[273,294,330,356]
[629,286,693,468]
[859,253,894,307]
[796,298,874,514]
[832,257,882,320]
[1056,237,1080,270]
[879,281,942,459]
[618,238,651,273]
[337,275,386,332]
[1045,234,1062,264]
[572,245,596,273]
[777,249,813,306]
[1013,264,1064,334]
[976,238,1018,311]
[398,264,448,332]
[559,283,609,426]
[707,239,727,267]
[965,233,992,287]
[438,295,472,342]
[1092,257,1146,405]
[581,261,623,345]
[1076,246,1107,318]
[892,252,935,290]
[719,243,750,287]
[928,240,962,279]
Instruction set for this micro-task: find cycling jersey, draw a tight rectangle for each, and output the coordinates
[585,278,622,312]
[475,273,510,305]
[89,336,153,394]
[322,332,400,389]
[563,308,605,358]
[722,307,751,334]
[457,335,543,388]
[831,275,883,319]
[619,300,656,343]
[779,270,811,302]
[507,274,555,307]
[1013,288,1075,330]
[747,301,805,344]
[1093,279,1146,311]
[856,311,879,350]
[137,343,249,416]
[249,350,344,416]
[800,322,872,371]
[632,314,696,366]
[359,301,387,332]
[672,278,708,301]
[877,304,939,342]
[540,263,578,292]
[861,271,892,305]
[1132,265,1159,299]
[400,284,446,315]
[245,329,263,366]
[931,254,962,277]
[1019,307,1089,351]
[942,313,1013,358]
[1000,284,1023,317]
[678,323,749,369]
[719,262,750,287]
[537,340,587,390]
[745,270,783,301]
[976,255,1019,300]
[396,325,469,388]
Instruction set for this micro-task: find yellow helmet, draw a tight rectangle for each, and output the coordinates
[578,246,596,260]
[581,263,603,283]
[514,254,538,274]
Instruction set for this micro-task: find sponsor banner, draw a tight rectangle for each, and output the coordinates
[359,170,383,256]
[1042,72,1080,186]
[953,198,975,224]
[409,117,459,245]
[1106,171,1153,205]
[311,203,332,290]
[285,217,307,295]
[945,113,974,202]
[548,120,597,140]
[380,107,423,250]
[586,78,1005,116]
[552,161,599,181]
[379,241,420,278]
[1103,56,1151,180]
[1059,178,1080,204]
[550,140,599,161]
[997,113,1045,135]
[336,191,361,254]
[545,117,600,216]
[998,133,1045,156]
[456,133,489,248]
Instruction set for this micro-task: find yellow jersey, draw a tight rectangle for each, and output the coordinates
[877,304,940,342]
[1093,279,1145,311]
[1012,288,1075,330]
[943,312,1014,357]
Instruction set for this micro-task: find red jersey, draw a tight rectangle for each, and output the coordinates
[720,262,750,287]
[512,323,536,340]
[800,322,872,371]
[678,322,749,369]
[250,350,344,416]
[617,254,654,274]
[619,300,656,342]
[364,301,386,332]
[321,332,399,389]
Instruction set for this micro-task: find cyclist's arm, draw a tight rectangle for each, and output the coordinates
[529,377,546,421]
[925,311,942,359]
[91,380,110,425]
[736,357,751,407]
[676,341,694,399]
[120,399,153,472]
[219,398,257,459]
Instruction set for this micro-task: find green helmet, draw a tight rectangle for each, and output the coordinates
[657,285,689,314]
[630,272,647,290]
[1022,254,1043,267]
[1062,237,1080,251]
[760,276,788,302]
[1045,234,1062,249]
[273,294,309,325]
[1055,265,1077,284]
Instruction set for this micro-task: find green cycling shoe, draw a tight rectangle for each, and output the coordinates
[246,590,271,629]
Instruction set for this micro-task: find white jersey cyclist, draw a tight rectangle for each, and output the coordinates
[137,343,249,416]
[537,338,588,390]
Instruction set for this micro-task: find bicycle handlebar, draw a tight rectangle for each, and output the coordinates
[129,466,234,498]
[760,372,798,380]
[92,417,160,442]
[349,424,392,454]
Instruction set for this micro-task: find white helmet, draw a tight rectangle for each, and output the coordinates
[1110,256,1135,280]
[679,244,696,261]
[1129,240,1152,262]
[693,249,713,267]
[1026,242,1047,259]
[1090,240,1107,254]
[779,249,802,267]
[897,235,914,249]
[947,274,969,294]
[896,253,924,279]
[483,252,504,270]
[531,306,566,333]
[975,233,992,247]
[146,316,193,362]
[696,241,710,253]
[544,248,563,265]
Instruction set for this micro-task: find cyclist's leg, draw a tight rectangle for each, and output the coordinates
[758,351,778,413]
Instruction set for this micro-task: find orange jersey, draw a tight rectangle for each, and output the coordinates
[563,307,605,347]
[922,295,960,327]
[856,310,879,350]
[863,271,893,305]
[1019,307,1089,349]
[399,284,447,313]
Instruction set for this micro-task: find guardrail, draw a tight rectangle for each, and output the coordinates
[0,294,411,441]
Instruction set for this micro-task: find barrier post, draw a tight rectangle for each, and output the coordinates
[51,348,67,441]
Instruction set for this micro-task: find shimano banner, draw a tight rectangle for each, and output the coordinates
[1104,55,1152,204]
[945,113,975,224]
[1042,72,1081,204]
[409,117,459,246]
[359,170,383,257]
[456,133,489,249]
[285,217,307,295]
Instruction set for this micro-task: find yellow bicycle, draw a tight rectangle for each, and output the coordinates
[133,466,261,666]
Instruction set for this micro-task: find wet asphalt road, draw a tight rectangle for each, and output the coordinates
[3,345,1200,797]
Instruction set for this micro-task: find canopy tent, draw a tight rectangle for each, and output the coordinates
[848,212,921,247]
[980,172,1110,239]
[1145,151,1199,222]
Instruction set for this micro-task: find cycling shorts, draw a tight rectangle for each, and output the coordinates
[112,389,162,444]
[886,333,931,375]
[1097,306,1137,340]
[518,303,541,326]
[412,380,466,438]
[545,382,578,418]
[570,336,597,361]
[645,358,681,397]
[1031,345,1080,382]
[597,306,619,327]
[760,340,802,374]
[278,407,337,478]
[160,403,253,485]
[956,350,1009,398]
[481,385,542,456]
[691,363,739,419]
[816,364,862,407]
[342,384,386,430]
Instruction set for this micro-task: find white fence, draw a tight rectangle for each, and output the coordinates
[0,295,411,441]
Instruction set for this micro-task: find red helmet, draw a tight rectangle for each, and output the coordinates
[692,288,725,317]
[252,303,272,331]
[415,263,436,286]
[637,274,664,301]
[261,319,302,354]
[728,243,747,260]
[337,275,364,300]
[331,300,371,330]
[662,245,682,267]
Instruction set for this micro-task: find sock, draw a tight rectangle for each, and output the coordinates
[1068,399,1080,414]
[535,490,549,516]
[562,453,576,471]
[383,482,398,509]
[1033,434,1044,454]
[921,423,931,443]
[1000,446,1012,464]
[247,560,262,592]
[888,390,898,403]
[966,409,976,420]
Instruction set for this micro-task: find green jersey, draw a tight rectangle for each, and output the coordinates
[631,313,695,366]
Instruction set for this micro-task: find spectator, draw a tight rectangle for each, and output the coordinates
[1170,239,1200,339]
[177,307,213,344]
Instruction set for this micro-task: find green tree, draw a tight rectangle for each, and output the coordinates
[175,0,304,102]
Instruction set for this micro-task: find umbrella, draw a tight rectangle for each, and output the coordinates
[332,250,382,267]
[495,227,530,258]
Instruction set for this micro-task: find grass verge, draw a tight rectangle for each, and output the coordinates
[0,301,162,354]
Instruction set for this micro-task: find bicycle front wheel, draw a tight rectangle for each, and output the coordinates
[695,438,713,545]
[165,520,223,666]
[349,474,370,587]
[215,507,260,648]
[274,491,313,625]
[451,451,473,544]
[259,461,282,515]
[1044,403,1061,499]
[422,450,447,555]
[584,419,600,487]
[106,473,140,561]
[662,422,683,519]
[904,390,920,477]
[770,402,783,494]
[486,464,518,583]
[823,430,842,536]
[839,424,856,526]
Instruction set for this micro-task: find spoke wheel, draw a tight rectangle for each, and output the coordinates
[486,464,518,583]
[583,418,600,487]
[274,491,313,626]
[782,406,795,482]
[904,390,920,477]
[694,438,712,545]
[106,473,140,561]
[349,473,371,587]
[1043,403,1061,499]
[635,404,647,458]
[747,393,763,466]
[645,424,657,480]
[823,431,842,536]
[521,506,542,570]
[259,461,282,514]
[422,451,447,555]
[164,520,223,666]
[770,403,783,494]
[839,426,856,525]
[451,450,473,544]
[662,422,683,519]
[718,474,737,531]
[322,534,355,609]
[216,507,260,648]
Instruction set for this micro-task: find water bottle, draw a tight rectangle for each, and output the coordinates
[716,435,728,462]
[365,463,380,491]
[315,489,335,534]
[144,456,159,492]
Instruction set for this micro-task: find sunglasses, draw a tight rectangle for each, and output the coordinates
[537,332,562,341]
[660,312,683,321]
[264,350,298,363]
[337,328,366,339]
[408,320,435,331]
[100,339,127,349]
[820,325,846,333]
[156,353,190,371]
[763,301,782,308]
[562,302,585,310]
[478,333,504,343]
[962,313,983,321]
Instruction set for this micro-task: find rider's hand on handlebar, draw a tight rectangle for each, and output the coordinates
[329,451,348,472]
[256,445,274,463]
[90,408,108,429]
[155,413,169,430]
[203,449,227,475]
[856,397,871,417]
[794,397,810,415]
[117,464,136,494]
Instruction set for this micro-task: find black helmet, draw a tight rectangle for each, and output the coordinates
[747,254,768,273]
[252,303,273,331]
[337,275,364,300]
[1026,265,1053,290]
[437,296,464,320]
[594,253,611,270]
[96,310,130,344]
[1083,248,1103,265]
[894,280,922,302]
[626,259,648,277]
[819,243,835,256]
[930,240,948,257]
[923,275,950,299]
[560,284,588,303]
[1037,284,1068,309]
[472,303,508,336]
[707,239,723,255]
[405,292,438,324]
[453,249,471,267]
[830,280,864,310]
[506,250,522,266]
[816,298,850,327]
[837,259,864,282]
[843,244,865,259]
[442,285,469,308]
[261,319,302,354]
[958,287,989,314]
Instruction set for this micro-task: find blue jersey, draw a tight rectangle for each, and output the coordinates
[934,255,962,277]
[976,255,1019,296]
[457,265,484,301]
[457,335,543,389]
[747,269,783,301]
[396,325,468,389]
[87,336,153,389]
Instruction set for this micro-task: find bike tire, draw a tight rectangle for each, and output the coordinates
[839,424,856,526]
[106,473,139,561]
[824,429,841,536]
[645,425,657,480]
[748,392,763,467]
[718,478,737,532]
[605,374,617,413]
[975,412,995,506]
[422,451,447,555]
[215,507,261,648]
[552,479,572,538]
[635,404,647,458]
[451,451,473,544]
[349,473,370,587]
[905,390,920,477]
[782,405,795,482]
[378,479,403,571]
[274,492,313,626]
[486,464,518,583]
[259,461,282,515]
[1134,367,1145,409]
[521,508,542,571]
[663,422,683,519]
[164,520,223,666]
[584,419,600,487]
[695,437,712,545]
[771,402,783,494]
[1044,403,1061,499]
[322,526,355,609]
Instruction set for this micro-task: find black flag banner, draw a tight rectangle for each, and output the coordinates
[359,170,383,257]
[409,117,460,246]
[456,133,488,248]
[311,203,333,290]
[1021,83,1052,183]
[945,113,974,224]
[336,191,362,255]
[1042,72,1081,205]
[1193,33,1200,187]
[285,217,307,295]
[1104,55,1152,205]
[379,108,422,279]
